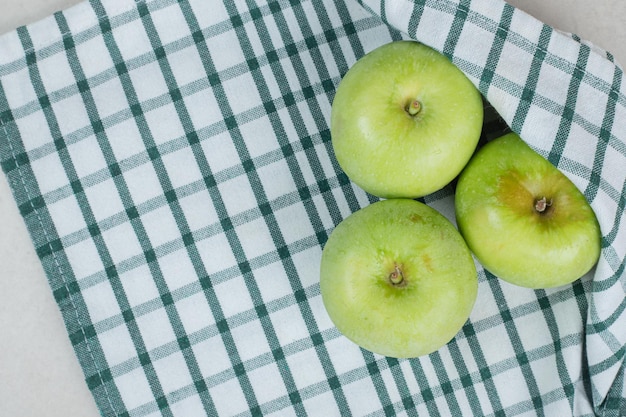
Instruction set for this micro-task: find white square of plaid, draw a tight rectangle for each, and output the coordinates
[255,160,297,202]
[90,77,129,120]
[25,15,64,54]
[342,377,381,416]
[238,116,280,159]
[166,46,205,88]
[585,48,620,84]
[175,291,216,335]
[98,323,137,368]
[534,59,574,107]
[415,5,455,51]
[453,19,495,77]
[307,293,335,333]
[47,195,86,237]
[195,233,237,275]
[29,151,69,193]
[269,304,310,347]
[507,7,545,46]
[290,246,323,288]
[182,88,224,132]
[254,260,296,304]
[177,191,218,233]
[214,275,254,318]
[150,3,191,46]
[531,354,575,396]
[217,174,257,216]
[513,311,554,352]
[68,136,108,179]
[81,279,120,323]
[74,35,115,80]
[324,336,368,377]
[303,389,341,417]
[158,249,199,292]
[64,238,105,280]
[575,79,612,128]
[126,61,169,104]
[207,30,246,74]
[100,222,144,265]
[83,176,124,219]
[38,52,77,96]
[209,378,250,417]
[104,117,144,160]
[233,216,275,259]
[135,308,177,352]
[142,103,185,146]
[119,263,160,309]
[0,30,22,66]
[122,163,164,207]
[602,134,626,193]
[475,322,516,364]
[247,362,289,406]
[51,93,92,138]
[1,67,37,109]
[161,147,203,189]
[230,319,271,363]
[561,124,601,174]
[520,103,560,144]
[16,111,54,152]
[169,395,207,417]
[490,367,532,407]
[114,365,156,412]
[186,0,229,33]
[60,0,99,36]
[495,40,535,93]
[499,280,546,310]
[152,350,194,395]
[201,131,242,174]
[111,18,154,62]
[286,346,327,389]
[192,336,232,380]
[222,73,263,115]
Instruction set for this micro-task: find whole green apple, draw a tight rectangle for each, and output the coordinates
[455,132,602,288]
[330,41,483,198]
[320,199,478,358]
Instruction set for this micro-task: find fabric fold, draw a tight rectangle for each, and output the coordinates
[358,0,626,412]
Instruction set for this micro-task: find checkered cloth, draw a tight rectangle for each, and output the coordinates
[1,0,624,415]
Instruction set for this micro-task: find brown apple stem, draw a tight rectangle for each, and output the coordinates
[389,264,404,286]
[407,99,421,116]
[534,196,553,213]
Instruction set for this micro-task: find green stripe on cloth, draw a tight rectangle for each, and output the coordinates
[1,0,625,415]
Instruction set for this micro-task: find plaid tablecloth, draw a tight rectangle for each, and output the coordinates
[1,0,625,415]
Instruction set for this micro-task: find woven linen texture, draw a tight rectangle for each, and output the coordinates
[0,0,624,416]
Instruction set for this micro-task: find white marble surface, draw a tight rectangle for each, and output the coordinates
[0,1,624,416]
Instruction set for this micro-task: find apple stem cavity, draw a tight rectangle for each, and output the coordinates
[406,99,422,116]
[389,264,406,287]
[534,196,553,214]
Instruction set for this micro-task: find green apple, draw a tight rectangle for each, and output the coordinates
[330,40,483,198]
[320,199,478,358]
[455,132,602,288]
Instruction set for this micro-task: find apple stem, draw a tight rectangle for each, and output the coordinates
[534,196,553,213]
[389,264,405,286]
[407,99,421,116]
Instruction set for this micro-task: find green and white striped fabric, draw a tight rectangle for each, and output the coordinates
[1,0,624,415]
